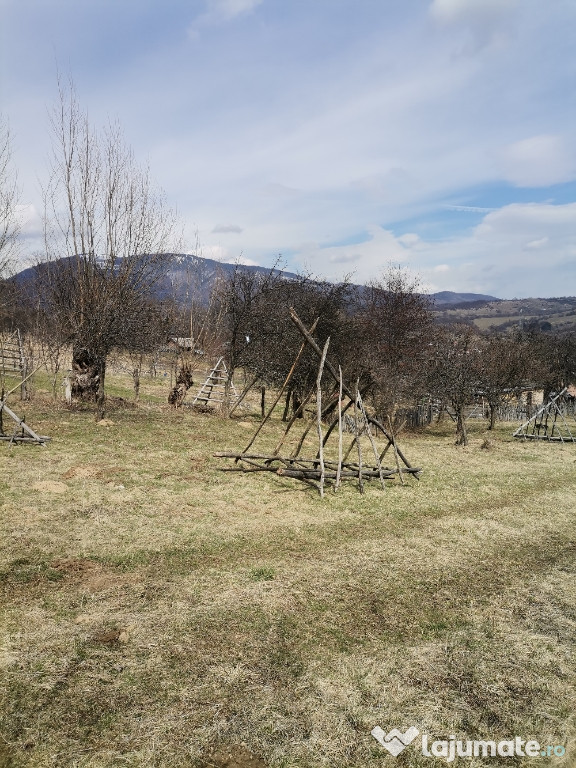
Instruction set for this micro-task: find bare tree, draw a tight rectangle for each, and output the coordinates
[40,80,179,418]
[426,323,484,445]
[211,262,355,414]
[478,332,530,429]
[355,265,433,420]
[209,259,286,408]
[0,116,20,278]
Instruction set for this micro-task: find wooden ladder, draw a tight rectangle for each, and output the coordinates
[191,357,239,406]
[0,329,27,399]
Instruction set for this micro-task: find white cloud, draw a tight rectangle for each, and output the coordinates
[195,243,259,267]
[524,237,548,250]
[212,0,263,20]
[212,224,243,233]
[398,233,420,247]
[446,205,495,213]
[15,203,42,241]
[328,252,362,265]
[497,135,576,188]
[189,0,263,32]
[430,0,518,24]
[2,0,575,299]
[429,0,520,51]
[292,203,576,298]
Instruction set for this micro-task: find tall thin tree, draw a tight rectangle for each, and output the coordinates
[40,79,179,418]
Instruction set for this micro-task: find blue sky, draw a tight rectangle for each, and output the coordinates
[1,0,575,298]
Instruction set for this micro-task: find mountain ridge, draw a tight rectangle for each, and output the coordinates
[11,254,576,332]
[11,253,499,308]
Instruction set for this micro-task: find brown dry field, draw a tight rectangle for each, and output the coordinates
[0,370,575,767]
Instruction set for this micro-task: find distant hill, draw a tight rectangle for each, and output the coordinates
[10,253,499,308]
[13,253,576,331]
[430,291,499,307]
[435,296,576,333]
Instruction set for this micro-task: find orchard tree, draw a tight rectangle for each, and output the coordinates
[40,81,179,418]
[427,323,484,445]
[0,117,21,325]
[478,332,530,429]
[0,116,20,278]
[355,265,433,418]
[210,262,354,414]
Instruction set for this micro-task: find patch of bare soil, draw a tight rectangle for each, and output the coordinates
[32,481,68,493]
[89,627,130,644]
[50,558,100,576]
[203,746,267,768]
[62,465,100,480]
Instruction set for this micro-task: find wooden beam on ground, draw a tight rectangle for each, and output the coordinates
[0,400,48,446]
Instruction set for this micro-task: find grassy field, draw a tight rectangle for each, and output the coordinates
[0,370,575,767]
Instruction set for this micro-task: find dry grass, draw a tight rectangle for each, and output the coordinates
[0,371,575,767]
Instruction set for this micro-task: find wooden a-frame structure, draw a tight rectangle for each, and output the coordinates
[0,329,27,400]
[513,387,576,442]
[0,330,49,445]
[215,309,420,496]
[191,356,239,408]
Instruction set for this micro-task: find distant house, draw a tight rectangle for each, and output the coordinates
[165,337,204,355]
[166,337,194,352]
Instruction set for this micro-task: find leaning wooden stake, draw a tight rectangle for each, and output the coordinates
[0,400,48,446]
[274,384,317,456]
[228,374,260,416]
[240,318,319,458]
[357,390,386,490]
[316,337,330,497]
[335,365,343,492]
[388,415,404,485]
[354,381,364,493]
[290,385,339,459]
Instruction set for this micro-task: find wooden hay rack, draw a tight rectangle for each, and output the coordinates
[215,308,421,496]
[513,387,576,442]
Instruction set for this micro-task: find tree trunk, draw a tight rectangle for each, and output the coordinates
[488,401,497,430]
[168,364,194,408]
[282,389,292,421]
[96,358,106,421]
[292,391,303,418]
[436,403,446,424]
[70,346,100,401]
[222,372,233,415]
[455,406,468,445]
[133,367,141,403]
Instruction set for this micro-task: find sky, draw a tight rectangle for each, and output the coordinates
[0,0,575,298]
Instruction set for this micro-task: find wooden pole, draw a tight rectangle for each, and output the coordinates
[316,337,330,497]
[335,365,343,492]
[0,400,47,446]
[274,384,317,456]
[388,415,404,485]
[228,374,259,416]
[354,381,364,493]
[282,389,292,421]
[239,318,319,456]
[357,390,386,490]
